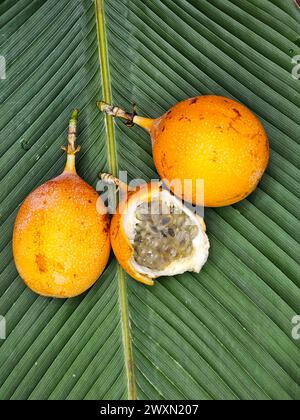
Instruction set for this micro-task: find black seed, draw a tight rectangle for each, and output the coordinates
[168,228,175,237]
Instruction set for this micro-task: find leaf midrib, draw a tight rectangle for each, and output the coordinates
[95,0,137,400]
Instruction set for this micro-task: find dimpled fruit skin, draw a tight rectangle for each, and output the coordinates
[13,173,111,298]
[151,96,269,207]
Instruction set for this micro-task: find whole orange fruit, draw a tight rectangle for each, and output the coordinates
[98,96,269,207]
[13,111,111,298]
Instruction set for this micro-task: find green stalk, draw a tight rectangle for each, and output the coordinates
[95,0,118,177]
[95,0,137,401]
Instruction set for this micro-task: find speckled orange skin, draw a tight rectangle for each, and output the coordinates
[110,183,162,286]
[149,96,269,207]
[13,173,111,298]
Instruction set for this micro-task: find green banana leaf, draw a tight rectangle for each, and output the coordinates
[0,0,299,400]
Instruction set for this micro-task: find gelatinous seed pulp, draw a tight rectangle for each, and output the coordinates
[133,201,198,270]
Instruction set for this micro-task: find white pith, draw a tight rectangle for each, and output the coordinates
[123,190,210,279]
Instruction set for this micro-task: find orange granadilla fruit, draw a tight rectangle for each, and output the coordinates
[101,174,209,286]
[98,95,269,207]
[13,110,111,298]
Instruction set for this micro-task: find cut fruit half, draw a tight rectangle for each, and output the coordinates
[102,175,210,286]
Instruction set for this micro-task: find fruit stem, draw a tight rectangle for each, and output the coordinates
[63,109,80,174]
[67,109,80,154]
[100,173,128,194]
[97,101,155,132]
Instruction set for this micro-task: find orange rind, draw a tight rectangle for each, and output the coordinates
[98,95,269,207]
[103,176,209,286]
[13,111,111,298]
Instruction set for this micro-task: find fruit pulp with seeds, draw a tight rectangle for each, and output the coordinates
[133,201,199,271]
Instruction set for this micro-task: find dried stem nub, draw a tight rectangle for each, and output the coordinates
[97,101,137,127]
[63,109,80,154]
[99,173,128,193]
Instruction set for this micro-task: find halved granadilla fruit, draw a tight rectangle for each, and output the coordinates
[101,174,210,286]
